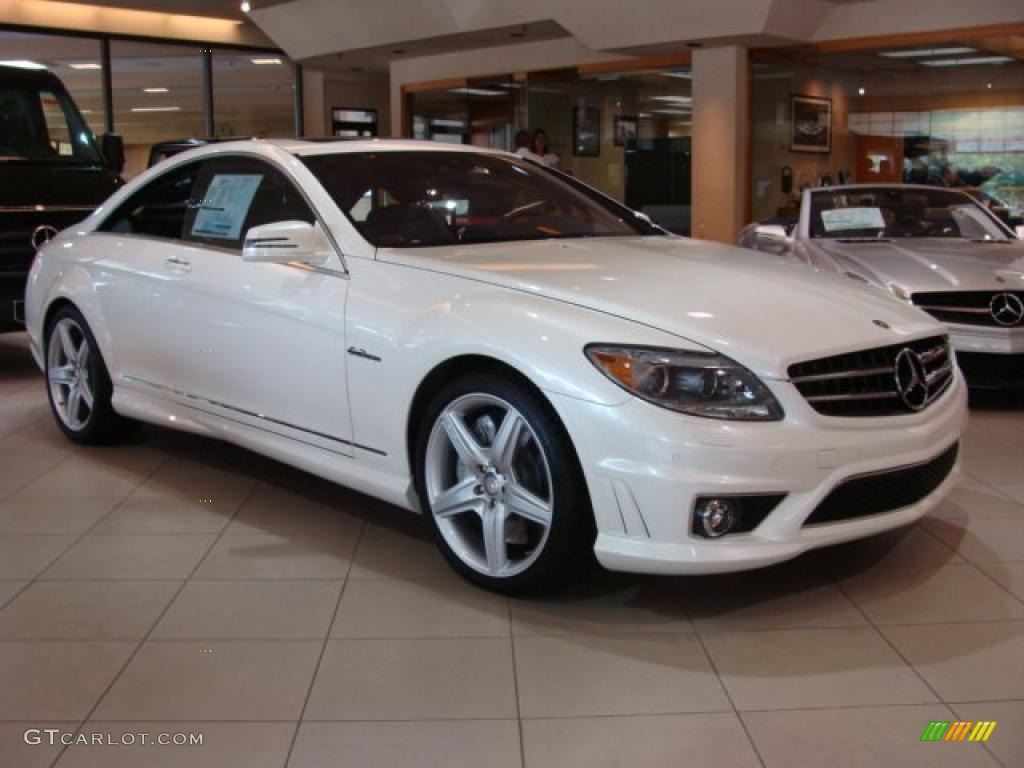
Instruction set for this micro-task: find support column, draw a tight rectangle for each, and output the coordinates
[293,61,305,137]
[302,68,326,136]
[691,45,750,243]
[100,38,114,134]
[201,47,214,138]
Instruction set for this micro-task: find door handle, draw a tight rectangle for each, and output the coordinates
[165,256,191,267]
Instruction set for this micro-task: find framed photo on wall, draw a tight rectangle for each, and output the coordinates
[573,106,601,157]
[790,94,831,153]
[613,115,638,146]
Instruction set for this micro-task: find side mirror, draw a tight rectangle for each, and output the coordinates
[101,132,125,174]
[752,223,791,253]
[242,220,332,266]
[755,224,789,241]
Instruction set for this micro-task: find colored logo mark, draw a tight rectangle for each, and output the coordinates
[921,721,996,742]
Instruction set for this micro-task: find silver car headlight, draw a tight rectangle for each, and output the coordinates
[585,345,784,421]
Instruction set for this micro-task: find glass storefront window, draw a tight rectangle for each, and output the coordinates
[110,40,204,178]
[750,39,1024,227]
[0,30,106,146]
[212,50,294,139]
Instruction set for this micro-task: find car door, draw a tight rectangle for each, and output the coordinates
[164,155,354,456]
[90,160,203,388]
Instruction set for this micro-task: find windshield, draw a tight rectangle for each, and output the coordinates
[301,150,660,247]
[0,85,102,164]
[809,187,1012,242]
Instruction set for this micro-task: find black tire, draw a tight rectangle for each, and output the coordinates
[44,305,129,444]
[414,372,595,594]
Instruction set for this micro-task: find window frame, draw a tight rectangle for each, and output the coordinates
[94,151,349,273]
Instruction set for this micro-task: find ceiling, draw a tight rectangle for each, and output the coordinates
[58,0,290,20]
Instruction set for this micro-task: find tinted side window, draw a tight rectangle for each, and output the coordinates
[99,161,201,239]
[184,157,315,251]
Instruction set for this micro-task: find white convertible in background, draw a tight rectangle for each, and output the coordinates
[26,141,966,592]
[740,184,1024,390]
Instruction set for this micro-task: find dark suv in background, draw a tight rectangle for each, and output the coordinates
[0,65,124,331]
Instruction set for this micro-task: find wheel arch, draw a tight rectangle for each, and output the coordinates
[405,354,589,508]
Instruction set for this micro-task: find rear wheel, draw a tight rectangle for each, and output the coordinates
[45,306,127,443]
[415,374,594,593]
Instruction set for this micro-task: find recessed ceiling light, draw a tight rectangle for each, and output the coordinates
[250,57,281,65]
[858,86,866,95]
[878,47,976,58]
[0,60,46,70]
[130,106,181,113]
[240,2,251,12]
[69,62,102,70]
[143,87,169,93]
[920,56,1013,67]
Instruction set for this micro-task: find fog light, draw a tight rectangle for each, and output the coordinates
[697,498,735,538]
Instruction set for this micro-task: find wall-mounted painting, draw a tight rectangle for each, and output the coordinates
[790,94,831,153]
[573,106,601,157]
[613,115,638,146]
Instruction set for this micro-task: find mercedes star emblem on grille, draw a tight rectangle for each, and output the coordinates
[894,348,929,411]
[989,292,1024,327]
[30,225,59,252]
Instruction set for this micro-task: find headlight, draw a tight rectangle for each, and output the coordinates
[585,344,784,421]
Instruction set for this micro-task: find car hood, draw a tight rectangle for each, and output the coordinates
[809,237,1024,294]
[379,236,942,380]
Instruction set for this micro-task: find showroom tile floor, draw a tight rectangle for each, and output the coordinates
[0,332,1022,768]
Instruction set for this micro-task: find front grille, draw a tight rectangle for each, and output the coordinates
[0,208,93,275]
[804,442,958,526]
[788,335,953,417]
[912,291,1024,328]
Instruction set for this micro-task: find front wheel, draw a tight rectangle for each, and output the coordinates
[414,374,594,593]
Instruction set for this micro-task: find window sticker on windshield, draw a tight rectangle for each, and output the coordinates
[191,174,263,240]
[820,206,885,232]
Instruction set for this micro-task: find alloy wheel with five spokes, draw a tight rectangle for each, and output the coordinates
[47,316,95,432]
[424,392,555,580]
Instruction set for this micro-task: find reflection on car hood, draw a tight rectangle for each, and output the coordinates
[809,238,1024,293]
[379,236,942,380]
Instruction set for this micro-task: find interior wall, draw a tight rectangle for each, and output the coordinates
[750,65,856,221]
[321,74,391,137]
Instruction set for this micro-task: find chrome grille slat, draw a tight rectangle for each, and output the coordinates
[805,392,898,403]
[915,305,990,314]
[912,291,1024,328]
[788,335,952,417]
[790,365,893,384]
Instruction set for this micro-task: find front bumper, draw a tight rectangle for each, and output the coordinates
[547,370,967,575]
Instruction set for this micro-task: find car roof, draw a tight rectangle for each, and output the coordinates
[190,137,513,159]
[810,183,971,194]
[0,65,65,88]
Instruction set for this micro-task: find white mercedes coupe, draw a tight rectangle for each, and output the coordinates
[25,140,967,592]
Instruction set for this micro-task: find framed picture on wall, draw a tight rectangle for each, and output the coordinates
[613,115,638,146]
[573,106,601,157]
[790,95,831,153]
